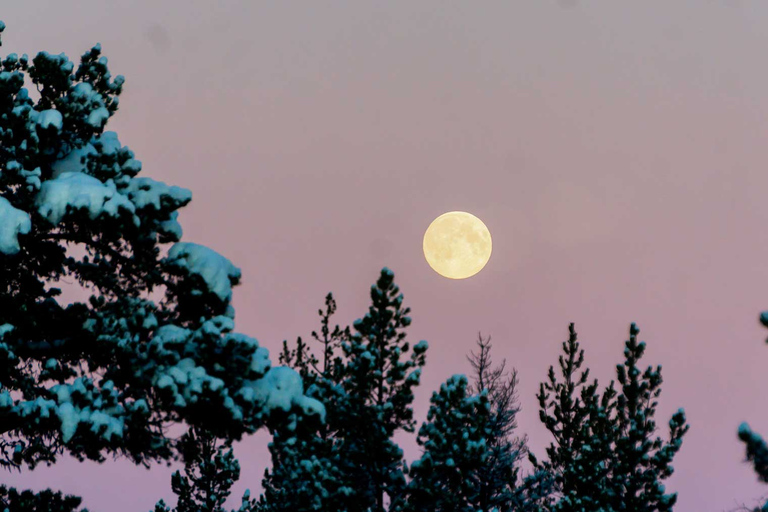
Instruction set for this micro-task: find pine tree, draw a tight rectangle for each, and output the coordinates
[259,269,428,512]
[608,323,689,512]
[404,375,492,512]
[531,323,611,511]
[153,428,257,512]
[0,22,321,505]
[258,294,355,512]
[467,333,528,511]
[340,268,428,512]
[533,323,688,512]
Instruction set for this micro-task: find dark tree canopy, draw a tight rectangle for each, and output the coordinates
[0,20,320,508]
[533,323,688,512]
[259,269,428,512]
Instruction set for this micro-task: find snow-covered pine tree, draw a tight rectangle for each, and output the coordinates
[404,374,491,512]
[258,294,355,512]
[0,22,322,506]
[259,269,427,512]
[340,268,428,512]
[466,333,528,511]
[608,323,688,512]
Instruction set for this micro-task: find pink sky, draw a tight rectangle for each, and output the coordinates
[4,2,768,510]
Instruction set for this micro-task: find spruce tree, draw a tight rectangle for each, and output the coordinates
[0,22,321,505]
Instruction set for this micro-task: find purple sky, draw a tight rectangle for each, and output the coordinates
[5,2,768,510]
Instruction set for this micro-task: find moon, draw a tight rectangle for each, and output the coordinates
[423,211,492,279]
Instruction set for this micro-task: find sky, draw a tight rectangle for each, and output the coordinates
[4,1,768,510]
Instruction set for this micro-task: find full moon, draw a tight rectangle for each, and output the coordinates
[423,211,492,279]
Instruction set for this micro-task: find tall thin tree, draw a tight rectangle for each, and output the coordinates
[467,333,528,511]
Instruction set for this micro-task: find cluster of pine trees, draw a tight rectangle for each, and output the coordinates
[2,19,768,512]
[250,271,689,512]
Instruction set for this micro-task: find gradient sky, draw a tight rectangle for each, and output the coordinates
[4,2,768,510]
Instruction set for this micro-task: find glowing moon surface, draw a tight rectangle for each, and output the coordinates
[423,211,492,279]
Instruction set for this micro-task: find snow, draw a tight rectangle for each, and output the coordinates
[86,106,109,127]
[156,358,226,407]
[739,422,758,439]
[51,142,96,178]
[0,324,13,338]
[56,402,79,442]
[88,410,124,440]
[166,242,241,302]
[36,171,136,225]
[98,131,122,155]
[0,196,31,254]
[51,132,143,181]
[36,109,63,131]
[70,82,101,103]
[152,324,192,347]
[239,366,325,421]
[159,211,183,240]
[125,177,192,211]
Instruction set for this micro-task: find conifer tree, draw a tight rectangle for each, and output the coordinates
[467,333,527,511]
[153,428,257,512]
[0,21,321,505]
[404,375,492,512]
[258,294,354,512]
[341,268,428,512]
[608,323,688,512]
[531,323,611,511]
[259,269,428,512]
[533,323,688,512]
[404,335,547,512]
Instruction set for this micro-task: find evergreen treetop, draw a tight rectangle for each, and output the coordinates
[260,269,428,512]
[533,323,688,512]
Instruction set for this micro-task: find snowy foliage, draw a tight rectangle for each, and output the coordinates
[405,336,547,512]
[0,21,319,506]
[404,374,492,512]
[259,270,428,512]
[165,242,241,304]
[0,195,31,254]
